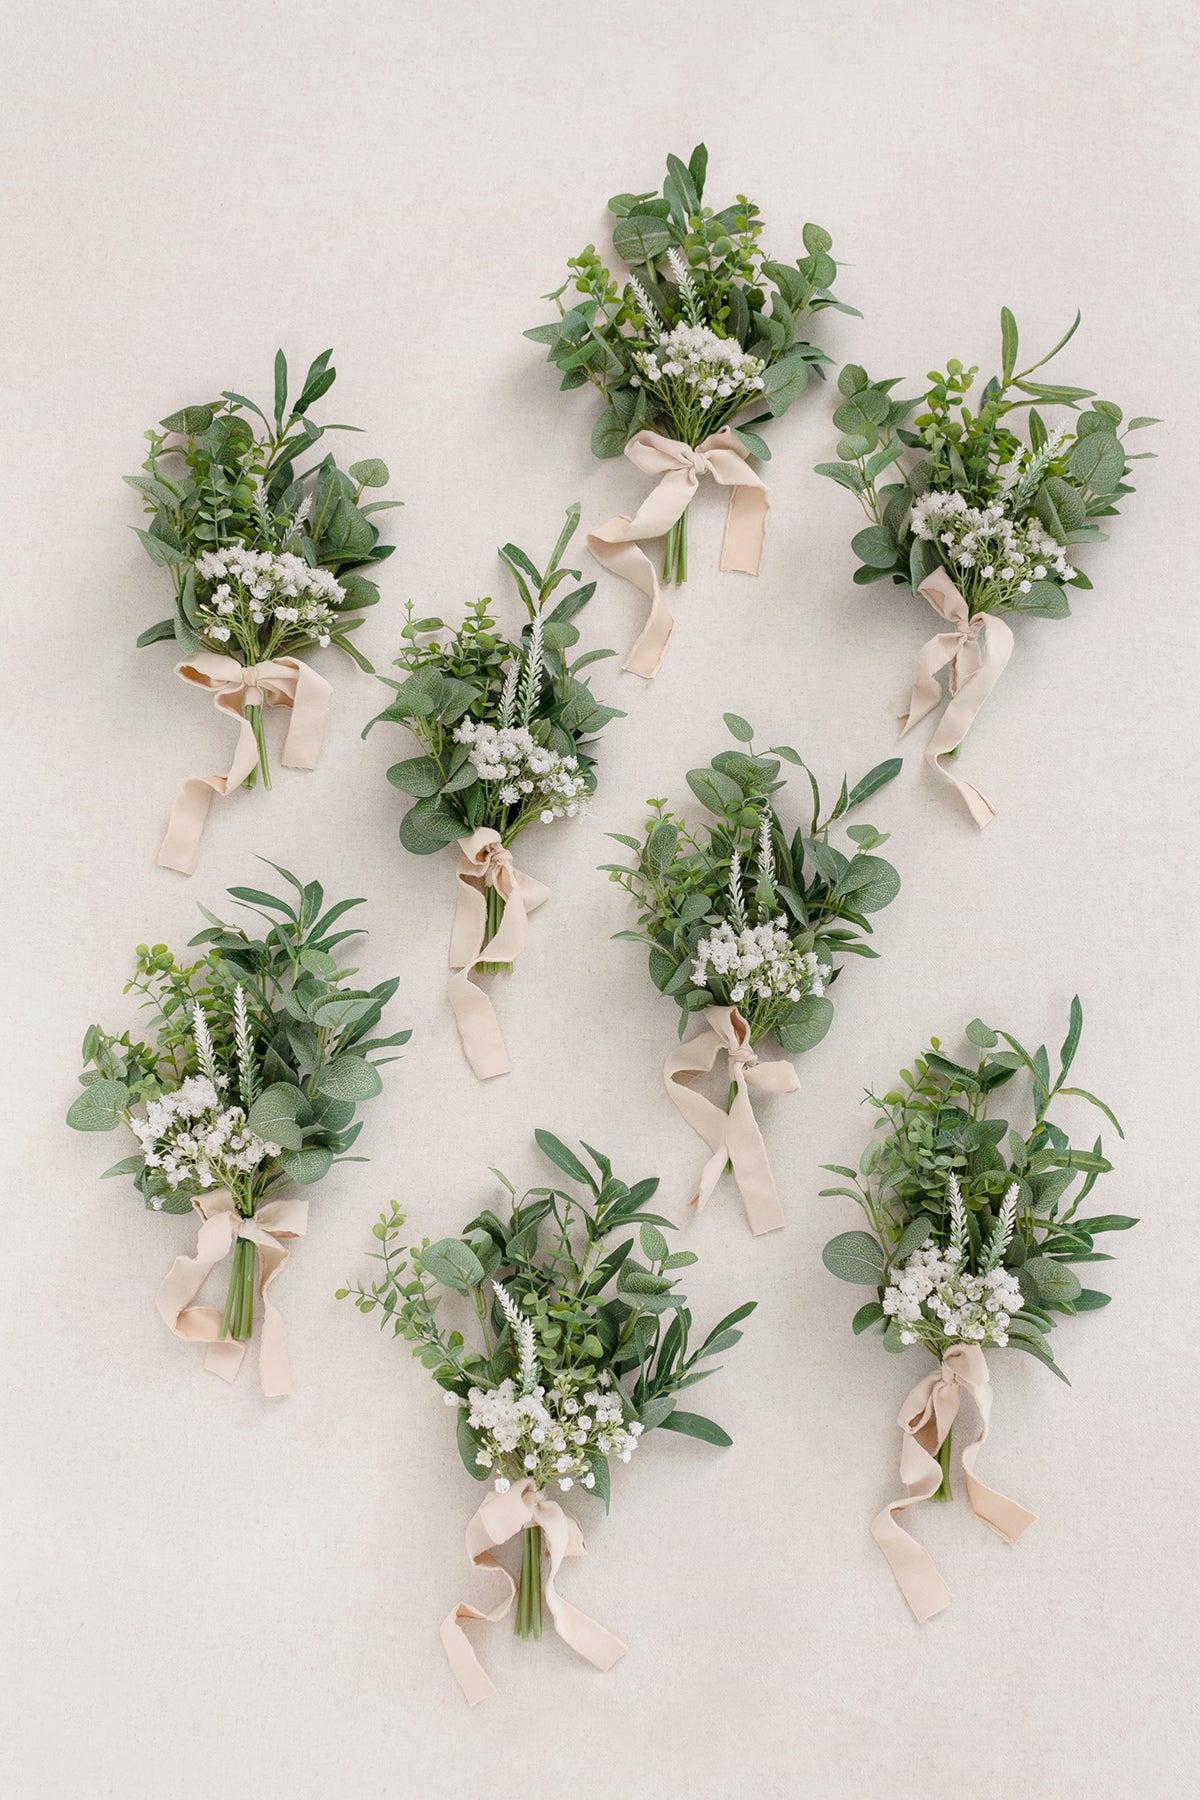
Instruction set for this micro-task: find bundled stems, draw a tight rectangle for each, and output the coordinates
[245,704,273,792]
[932,1430,953,1503]
[219,1234,257,1343]
[480,885,513,977]
[514,1524,544,1640]
[663,510,689,586]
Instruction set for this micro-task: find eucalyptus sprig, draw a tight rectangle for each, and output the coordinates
[821,999,1131,1394]
[526,144,856,585]
[818,308,1158,618]
[340,1130,754,1643]
[67,862,409,1349]
[606,714,902,1050]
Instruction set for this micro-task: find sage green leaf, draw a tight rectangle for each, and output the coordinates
[658,1410,732,1448]
[66,1079,129,1132]
[893,1215,932,1262]
[318,1055,383,1102]
[723,712,754,742]
[612,214,672,264]
[349,457,389,487]
[1020,1257,1083,1305]
[279,1145,333,1185]
[851,525,898,569]
[852,1301,886,1334]
[822,1231,886,1284]
[838,854,900,913]
[386,755,443,798]
[776,995,833,1054]
[421,1238,486,1293]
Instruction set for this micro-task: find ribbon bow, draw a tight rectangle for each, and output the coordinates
[663,1005,799,1235]
[155,1187,308,1396]
[871,1343,1036,1621]
[441,1478,627,1706]
[157,652,333,874]
[898,568,1015,829]
[587,427,770,680]
[447,827,550,1080]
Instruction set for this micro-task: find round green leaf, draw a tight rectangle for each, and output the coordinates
[723,712,754,743]
[612,214,672,264]
[66,1079,129,1132]
[279,1145,334,1185]
[386,755,443,798]
[775,995,834,1054]
[349,457,389,487]
[420,1238,486,1294]
[822,1231,886,1284]
[318,1055,383,1103]
[851,525,899,570]
[839,854,901,913]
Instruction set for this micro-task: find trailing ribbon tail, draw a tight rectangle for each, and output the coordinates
[663,1004,798,1235]
[587,427,769,680]
[157,652,332,874]
[441,1479,627,1706]
[899,568,1014,829]
[154,1187,308,1396]
[871,1343,1036,1621]
[446,827,549,1080]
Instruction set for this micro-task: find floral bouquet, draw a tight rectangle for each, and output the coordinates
[66,863,408,1395]
[128,348,400,872]
[821,1000,1132,1618]
[526,144,855,676]
[606,715,901,1234]
[816,310,1157,824]
[364,505,623,1079]
[339,1130,754,1704]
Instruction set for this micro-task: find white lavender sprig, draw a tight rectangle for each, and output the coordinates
[948,1172,968,1265]
[498,659,520,730]
[493,1281,539,1394]
[727,851,748,929]
[233,984,258,1111]
[979,1183,1019,1272]
[757,810,777,898]
[667,246,704,327]
[518,615,544,728]
[191,1001,221,1090]
[627,273,661,330]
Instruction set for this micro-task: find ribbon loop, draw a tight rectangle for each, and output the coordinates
[899,569,1014,829]
[587,427,770,680]
[441,1479,627,1706]
[154,1187,308,1396]
[871,1344,1036,1621]
[446,827,550,1080]
[663,1005,798,1235]
[157,652,333,875]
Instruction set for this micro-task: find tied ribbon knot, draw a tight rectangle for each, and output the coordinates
[871,1343,1036,1622]
[447,827,549,1080]
[664,1005,799,1236]
[154,1187,308,1397]
[441,1478,627,1706]
[899,568,1015,829]
[157,652,333,875]
[587,427,770,680]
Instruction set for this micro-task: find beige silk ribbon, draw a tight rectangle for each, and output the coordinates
[154,1187,308,1397]
[157,652,333,875]
[663,1005,799,1236]
[447,827,550,1081]
[587,426,770,680]
[898,568,1015,829]
[441,1478,627,1706]
[871,1343,1037,1622]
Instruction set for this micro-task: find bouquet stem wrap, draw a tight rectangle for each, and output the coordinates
[155,1187,308,1396]
[157,653,332,875]
[664,1005,798,1235]
[587,428,769,680]
[871,1343,1036,1621]
[898,569,1014,829]
[441,1478,627,1706]
[447,828,549,1080]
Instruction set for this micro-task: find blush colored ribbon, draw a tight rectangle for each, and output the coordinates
[154,1187,308,1397]
[663,1005,799,1235]
[871,1343,1037,1622]
[898,568,1015,829]
[587,426,770,679]
[157,653,333,875]
[441,1478,627,1706]
[447,827,549,1080]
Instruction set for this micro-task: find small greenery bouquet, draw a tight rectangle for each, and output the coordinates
[821,1000,1132,1619]
[128,349,400,871]
[67,863,409,1395]
[365,506,623,1079]
[817,311,1158,824]
[340,1130,754,1704]
[526,145,855,675]
[606,715,901,1233]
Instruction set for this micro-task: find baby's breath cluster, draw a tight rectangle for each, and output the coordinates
[194,544,344,659]
[128,1074,279,1202]
[453,720,588,826]
[909,490,1076,611]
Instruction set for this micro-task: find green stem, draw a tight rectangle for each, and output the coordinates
[663,507,690,585]
[931,1428,953,1502]
[479,882,512,977]
[245,703,272,792]
[220,1235,257,1343]
[514,1525,543,1641]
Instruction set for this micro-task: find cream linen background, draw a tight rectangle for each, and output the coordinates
[2,3,1197,1795]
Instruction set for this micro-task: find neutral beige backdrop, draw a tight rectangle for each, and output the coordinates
[3,3,1197,1795]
